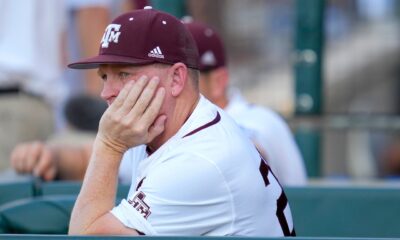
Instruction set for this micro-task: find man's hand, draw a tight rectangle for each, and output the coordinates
[96,76,166,154]
[10,141,57,181]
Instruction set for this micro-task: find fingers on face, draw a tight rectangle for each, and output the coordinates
[122,76,166,143]
[140,86,165,124]
[147,114,167,141]
[127,76,162,119]
[110,77,140,111]
[120,76,150,115]
[103,74,166,142]
[139,86,166,142]
[110,75,163,119]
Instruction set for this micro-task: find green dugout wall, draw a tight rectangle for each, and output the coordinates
[294,0,325,177]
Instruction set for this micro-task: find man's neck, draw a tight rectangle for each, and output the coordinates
[148,93,200,151]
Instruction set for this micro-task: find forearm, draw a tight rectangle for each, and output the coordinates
[69,139,123,234]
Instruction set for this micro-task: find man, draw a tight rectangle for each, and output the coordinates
[67,8,295,236]
[183,21,307,186]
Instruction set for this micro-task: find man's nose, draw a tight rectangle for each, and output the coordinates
[100,78,120,101]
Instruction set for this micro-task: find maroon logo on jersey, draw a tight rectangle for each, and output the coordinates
[136,177,145,191]
[128,191,151,219]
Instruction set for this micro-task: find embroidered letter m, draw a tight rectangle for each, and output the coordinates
[101,24,121,48]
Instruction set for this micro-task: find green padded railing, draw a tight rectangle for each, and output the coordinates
[0,181,130,234]
[0,181,34,206]
[285,186,400,237]
[0,180,130,208]
[0,196,75,234]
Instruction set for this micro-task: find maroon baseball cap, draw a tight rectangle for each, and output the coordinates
[183,20,226,72]
[68,7,199,69]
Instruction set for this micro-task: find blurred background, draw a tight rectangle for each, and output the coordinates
[1,0,400,183]
[181,0,400,182]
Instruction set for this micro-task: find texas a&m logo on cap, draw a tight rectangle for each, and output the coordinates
[101,24,122,48]
[128,191,151,219]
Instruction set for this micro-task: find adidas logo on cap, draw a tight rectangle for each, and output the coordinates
[148,46,165,59]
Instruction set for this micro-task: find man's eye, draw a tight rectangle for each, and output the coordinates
[119,72,131,79]
[100,74,107,81]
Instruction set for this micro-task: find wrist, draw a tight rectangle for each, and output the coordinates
[88,137,125,176]
[93,135,127,158]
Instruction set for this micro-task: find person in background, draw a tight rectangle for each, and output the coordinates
[184,20,307,186]
[1,0,115,180]
[0,0,67,172]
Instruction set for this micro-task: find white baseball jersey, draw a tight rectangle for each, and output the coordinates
[118,144,147,185]
[225,89,307,186]
[111,96,295,236]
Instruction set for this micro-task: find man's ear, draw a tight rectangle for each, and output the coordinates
[168,63,187,97]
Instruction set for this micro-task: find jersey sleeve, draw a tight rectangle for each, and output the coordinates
[111,154,233,235]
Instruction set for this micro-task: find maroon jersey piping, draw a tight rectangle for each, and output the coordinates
[182,112,221,138]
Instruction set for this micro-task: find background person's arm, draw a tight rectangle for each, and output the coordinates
[10,141,92,181]
[52,142,93,180]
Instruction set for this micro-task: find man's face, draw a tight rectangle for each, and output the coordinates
[98,64,167,106]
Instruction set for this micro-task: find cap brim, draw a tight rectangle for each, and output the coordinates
[68,54,155,69]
